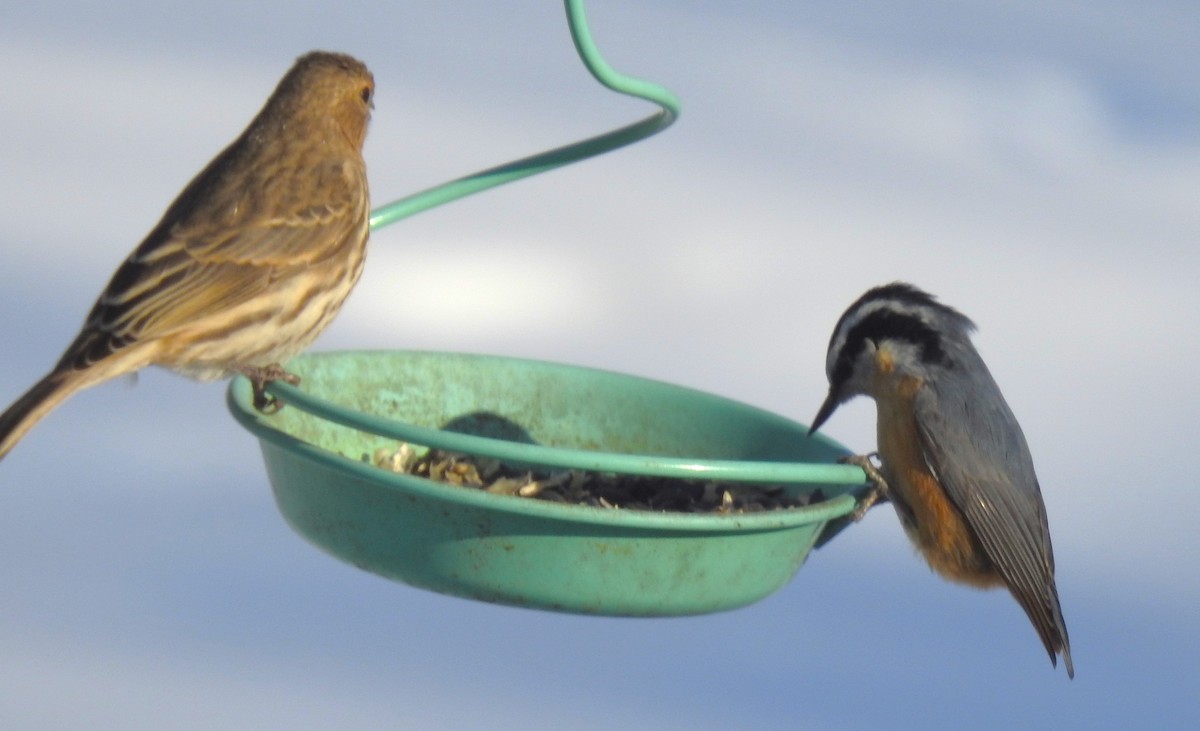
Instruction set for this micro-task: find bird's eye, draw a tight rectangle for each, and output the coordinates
[360,86,372,104]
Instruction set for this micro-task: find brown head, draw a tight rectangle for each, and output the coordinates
[258,51,375,151]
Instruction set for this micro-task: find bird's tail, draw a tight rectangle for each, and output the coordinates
[1047,588,1074,679]
[0,369,92,461]
[1017,579,1074,680]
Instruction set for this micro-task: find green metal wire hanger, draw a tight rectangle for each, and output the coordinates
[367,0,682,232]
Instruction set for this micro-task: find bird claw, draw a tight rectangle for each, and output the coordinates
[839,452,890,521]
[238,363,301,414]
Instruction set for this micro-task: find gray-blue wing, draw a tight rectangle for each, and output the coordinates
[913,364,1072,673]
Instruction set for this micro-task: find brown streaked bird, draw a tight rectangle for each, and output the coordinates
[0,51,374,461]
[809,282,1073,678]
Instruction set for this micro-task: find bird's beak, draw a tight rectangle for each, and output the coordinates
[807,389,840,437]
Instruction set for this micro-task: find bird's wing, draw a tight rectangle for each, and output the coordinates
[912,374,1069,664]
[175,156,364,266]
[58,158,366,370]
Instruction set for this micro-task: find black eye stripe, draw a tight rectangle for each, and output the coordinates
[837,309,948,374]
[830,355,854,390]
[825,283,977,389]
[829,285,912,353]
[829,283,939,344]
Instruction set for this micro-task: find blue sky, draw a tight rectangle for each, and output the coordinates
[1,1,1197,727]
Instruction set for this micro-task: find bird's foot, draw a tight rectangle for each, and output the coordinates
[839,452,890,521]
[237,363,301,414]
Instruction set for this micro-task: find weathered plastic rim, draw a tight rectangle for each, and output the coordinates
[246,355,868,487]
[228,380,862,531]
[227,350,871,530]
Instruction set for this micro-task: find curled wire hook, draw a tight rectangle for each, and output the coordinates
[367,0,681,231]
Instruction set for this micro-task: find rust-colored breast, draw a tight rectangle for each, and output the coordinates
[872,350,1002,588]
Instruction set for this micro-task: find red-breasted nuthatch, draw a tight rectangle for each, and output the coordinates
[809,282,1073,678]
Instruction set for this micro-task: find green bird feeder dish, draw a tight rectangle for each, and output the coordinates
[228,351,869,616]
